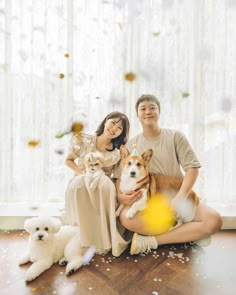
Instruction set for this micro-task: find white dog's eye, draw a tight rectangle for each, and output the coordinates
[36,227,39,231]
[45,227,48,231]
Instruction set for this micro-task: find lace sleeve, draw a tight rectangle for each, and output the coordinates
[69,133,95,156]
[103,148,121,167]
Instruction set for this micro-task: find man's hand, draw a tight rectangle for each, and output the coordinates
[118,190,143,206]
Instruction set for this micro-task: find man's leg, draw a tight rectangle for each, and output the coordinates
[120,203,222,254]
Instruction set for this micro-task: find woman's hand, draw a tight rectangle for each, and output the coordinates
[65,153,84,175]
[118,190,143,206]
[74,169,85,176]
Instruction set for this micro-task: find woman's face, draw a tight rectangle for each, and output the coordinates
[137,100,160,127]
[104,117,124,139]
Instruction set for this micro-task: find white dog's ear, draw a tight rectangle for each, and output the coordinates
[51,218,61,233]
[24,218,34,234]
[84,153,90,163]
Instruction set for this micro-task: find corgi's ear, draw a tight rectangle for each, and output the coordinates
[120,145,130,160]
[141,149,153,164]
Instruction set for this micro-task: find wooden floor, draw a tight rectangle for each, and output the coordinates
[0,230,236,295]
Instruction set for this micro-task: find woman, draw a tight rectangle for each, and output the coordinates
[117,94,222,255]
[63,111,131,257]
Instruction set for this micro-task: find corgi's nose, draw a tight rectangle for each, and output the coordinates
[130,171,136,177]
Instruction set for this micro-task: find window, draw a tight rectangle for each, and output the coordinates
[0,0,235,209]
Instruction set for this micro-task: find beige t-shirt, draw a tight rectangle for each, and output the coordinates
[69,132,120,177]
[114,128,201,178]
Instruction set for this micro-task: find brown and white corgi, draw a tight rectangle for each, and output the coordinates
[117,145,200,224]
[116,145,152,219]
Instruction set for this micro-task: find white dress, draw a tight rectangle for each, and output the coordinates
[63,133,130,257]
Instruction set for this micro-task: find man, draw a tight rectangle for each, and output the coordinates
[116,94,222,255]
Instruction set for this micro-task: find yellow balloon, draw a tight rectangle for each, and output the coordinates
[140,193,175,235]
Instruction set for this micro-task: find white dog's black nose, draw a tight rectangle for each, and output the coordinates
[38,234,43,240]
[130,171,136,177]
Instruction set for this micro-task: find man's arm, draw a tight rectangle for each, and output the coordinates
[175,167,199,199]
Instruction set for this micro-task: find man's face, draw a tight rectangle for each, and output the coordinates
[137,100,160,127]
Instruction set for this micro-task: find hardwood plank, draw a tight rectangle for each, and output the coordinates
[0,230,236,295]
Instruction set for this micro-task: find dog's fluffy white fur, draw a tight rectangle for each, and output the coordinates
[19,216,91,281]
[84,152,105,191]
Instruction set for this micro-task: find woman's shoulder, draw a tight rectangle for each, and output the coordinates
[72,132,96,146]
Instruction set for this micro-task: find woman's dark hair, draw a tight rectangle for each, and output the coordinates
[96,111,130,151]
[135,94,161,113]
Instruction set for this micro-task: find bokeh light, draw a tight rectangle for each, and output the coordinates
[140,193,175,235]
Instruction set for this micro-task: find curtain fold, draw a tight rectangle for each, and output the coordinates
[0,0,235,205]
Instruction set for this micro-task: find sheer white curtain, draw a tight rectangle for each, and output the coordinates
[0,0,235,206]
[0,0,126,204]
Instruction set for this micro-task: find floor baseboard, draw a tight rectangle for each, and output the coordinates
[0,202,236,230]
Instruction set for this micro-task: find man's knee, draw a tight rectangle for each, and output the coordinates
[203,211,223,234]
[119,208,144,234]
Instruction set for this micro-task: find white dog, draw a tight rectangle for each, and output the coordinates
[19,216,94,281]
[84,152,105,191]
[60,238,96,276]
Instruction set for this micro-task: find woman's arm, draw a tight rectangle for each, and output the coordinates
[65,153,84,175]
